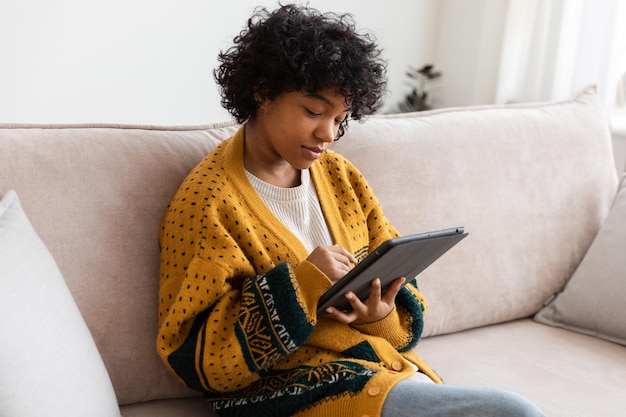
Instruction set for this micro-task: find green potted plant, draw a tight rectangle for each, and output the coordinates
[398,64,442,112]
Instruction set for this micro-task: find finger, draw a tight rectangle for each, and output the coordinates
[330,257,352,280]
[324,306,357,324]
[344,291,367,312]
[381,276,406,304]
[333,244,357,265]
[368,278,382,303]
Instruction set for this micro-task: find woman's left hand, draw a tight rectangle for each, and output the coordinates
[324,276,405,325]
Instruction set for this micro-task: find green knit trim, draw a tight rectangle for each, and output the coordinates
[236,262,313,372]
[207,361,375,417]
[342,341,381,363]
[167,308,214,392]
[396,279,424,352]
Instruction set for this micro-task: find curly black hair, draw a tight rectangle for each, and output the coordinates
[214,3,388,138]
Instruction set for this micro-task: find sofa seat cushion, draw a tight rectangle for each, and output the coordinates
[120,320,626,417]
[417,319,626,417]
[0,190,121,417]
[120,396,215,417]
[535,174,626,345]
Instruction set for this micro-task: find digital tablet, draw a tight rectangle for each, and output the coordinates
[317,227,467,315]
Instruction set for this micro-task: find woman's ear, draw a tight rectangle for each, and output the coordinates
[253,82,269,107]
[254,94,264,107]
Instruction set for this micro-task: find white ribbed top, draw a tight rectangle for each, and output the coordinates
[246,169,334,253]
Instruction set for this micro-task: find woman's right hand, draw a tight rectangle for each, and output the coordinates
[306,245,357,282]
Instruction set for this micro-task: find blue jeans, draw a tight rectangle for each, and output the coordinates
[382,380,546,417]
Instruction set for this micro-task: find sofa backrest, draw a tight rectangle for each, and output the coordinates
[0,86,617,406]
[0,122,238,405]
[332,86,618,337]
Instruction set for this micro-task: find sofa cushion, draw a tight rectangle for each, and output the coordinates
[120,396,214,417]
[333,86,618,336]
[534,175,626,345]
[417,319,626,417]
[0,190,121,417]
[0,123,238,405]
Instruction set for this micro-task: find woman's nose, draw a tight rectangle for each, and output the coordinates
[316,120,338,143]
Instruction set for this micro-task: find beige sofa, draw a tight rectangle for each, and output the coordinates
[1,85,625,417]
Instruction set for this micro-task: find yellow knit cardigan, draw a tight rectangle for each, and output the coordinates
[157,126,441,417]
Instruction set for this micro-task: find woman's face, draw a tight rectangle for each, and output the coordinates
[246,88,350,173]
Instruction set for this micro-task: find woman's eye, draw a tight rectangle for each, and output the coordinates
[305,108,321,117]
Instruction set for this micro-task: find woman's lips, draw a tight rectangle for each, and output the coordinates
[302,146,325,159]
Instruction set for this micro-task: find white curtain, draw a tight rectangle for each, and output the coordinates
[495,0,626,113]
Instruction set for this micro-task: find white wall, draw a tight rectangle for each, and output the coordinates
[0,0,438,125]
[432,0,509,108]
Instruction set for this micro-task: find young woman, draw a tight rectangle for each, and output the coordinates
[157,4,546,417]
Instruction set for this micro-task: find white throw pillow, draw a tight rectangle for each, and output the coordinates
[535,175,626,345]
[0,190,121,417]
